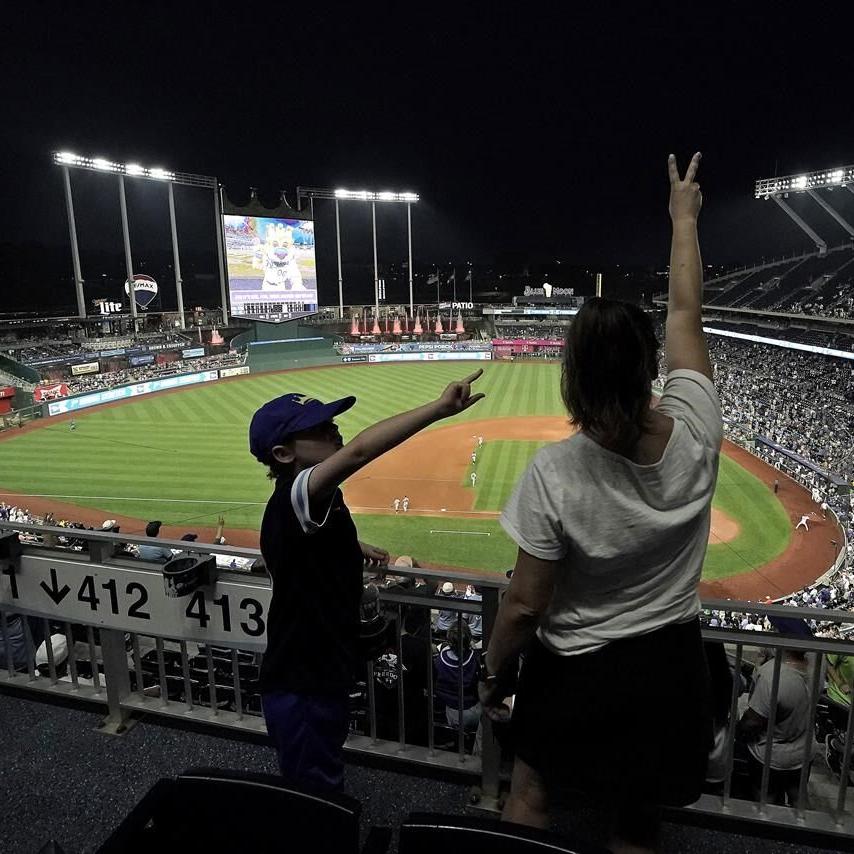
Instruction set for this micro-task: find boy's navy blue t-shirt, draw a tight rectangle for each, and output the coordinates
[259,465,364,696]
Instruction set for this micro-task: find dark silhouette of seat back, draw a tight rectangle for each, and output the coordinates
[399,813,610,854]
[96,768,362,854]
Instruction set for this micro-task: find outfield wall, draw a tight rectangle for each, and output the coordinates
[245,337,340,373]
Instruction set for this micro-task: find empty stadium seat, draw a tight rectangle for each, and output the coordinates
[96,767,383,853]
[399,813,610,854]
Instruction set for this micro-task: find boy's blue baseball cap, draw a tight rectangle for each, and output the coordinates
[249,393,356,463]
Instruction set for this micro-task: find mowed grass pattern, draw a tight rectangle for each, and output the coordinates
[0,362,790,576]
[702,453,791,580]
[466,441,547,512]
[0,364,564,534]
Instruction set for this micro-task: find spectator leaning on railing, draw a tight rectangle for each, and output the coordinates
[248,369,484,792]
[479,153,720,854]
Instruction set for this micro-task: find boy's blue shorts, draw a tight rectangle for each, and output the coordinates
[262,690,350,791]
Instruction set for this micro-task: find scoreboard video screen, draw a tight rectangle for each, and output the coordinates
[223,215,317,320]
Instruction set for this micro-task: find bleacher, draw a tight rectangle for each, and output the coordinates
[704,246,854,315]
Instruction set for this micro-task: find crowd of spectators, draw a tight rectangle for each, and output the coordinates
[65,352,244,395]
[707,335,854,476]
[0,504,252,571]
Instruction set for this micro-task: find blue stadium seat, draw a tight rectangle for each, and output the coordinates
[96,767,381,853]
[399,813,610,854]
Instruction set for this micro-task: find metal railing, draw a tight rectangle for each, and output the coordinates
[1,522,854,842]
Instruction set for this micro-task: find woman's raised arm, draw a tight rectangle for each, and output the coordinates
[666,152,712,379]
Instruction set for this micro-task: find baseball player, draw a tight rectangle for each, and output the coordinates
[393,497,401,513]
[470,471,478,487]
[402,496,410,513]
[795,514,811,532]
[477,436,483,447]
[821,500,829,519]
[811,487,821,504]
[471,451,477,464]
[69,419,77,432]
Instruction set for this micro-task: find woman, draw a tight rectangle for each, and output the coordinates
[479,152,721,854]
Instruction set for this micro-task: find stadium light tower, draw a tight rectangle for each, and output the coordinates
[754,164,854,254]
[53,152,227,326]
[297,187,420,319]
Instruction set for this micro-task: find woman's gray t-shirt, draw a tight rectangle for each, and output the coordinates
[500,369,723,656]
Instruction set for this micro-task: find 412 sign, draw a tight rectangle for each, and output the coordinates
[1,555,271,651]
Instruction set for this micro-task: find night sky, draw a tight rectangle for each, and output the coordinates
[2,6,853,310]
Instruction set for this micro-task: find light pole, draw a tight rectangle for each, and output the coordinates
[297,187,419,317]
[167,184,185,329]
[53,152,220,326]
[60,165,86,318]
[407,202,414,318]
[117,175,138,326]
[372,200,379,314]
[335,198,343,319]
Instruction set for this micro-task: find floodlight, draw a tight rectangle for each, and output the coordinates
[334,188,348,198]
[53,151,216,189]
[400,192,419,202]
[378,191,396,201]
[755,163,854,198]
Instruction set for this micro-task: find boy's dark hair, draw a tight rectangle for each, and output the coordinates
[561,297,660,455]
[145,520,162,537]
[265,456,296,480]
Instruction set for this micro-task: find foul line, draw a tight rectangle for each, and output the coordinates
[0,492,263,505]
[429,530,491,536]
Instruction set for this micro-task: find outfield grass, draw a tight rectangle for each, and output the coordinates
[0,362,791,577]
[466,440,547,512]
[702,453,791,579]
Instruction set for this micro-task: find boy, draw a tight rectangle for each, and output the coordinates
[249,370,484,790]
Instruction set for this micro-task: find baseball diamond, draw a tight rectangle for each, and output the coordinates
[0,361,838,599]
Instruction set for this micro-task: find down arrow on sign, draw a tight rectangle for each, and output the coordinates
[40,568,71,605]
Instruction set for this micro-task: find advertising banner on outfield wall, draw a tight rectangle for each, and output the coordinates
[71,361,101,376]
[218,365,250,378]
[491,339,564,347]
[367,351,492,364]
[34,383,70,402]
[47,371,219,416]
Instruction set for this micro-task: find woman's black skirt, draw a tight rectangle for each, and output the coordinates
[512,617,713,807]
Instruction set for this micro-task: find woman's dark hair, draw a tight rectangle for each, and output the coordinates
[447,621,472,654]
[561,297,660,454]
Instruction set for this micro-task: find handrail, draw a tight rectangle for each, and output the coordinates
[2,522,854,837]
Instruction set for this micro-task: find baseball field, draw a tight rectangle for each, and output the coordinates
[0,361,813,595]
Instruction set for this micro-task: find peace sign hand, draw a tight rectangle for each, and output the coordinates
[668,152,703,224]
[435,369,486,419]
